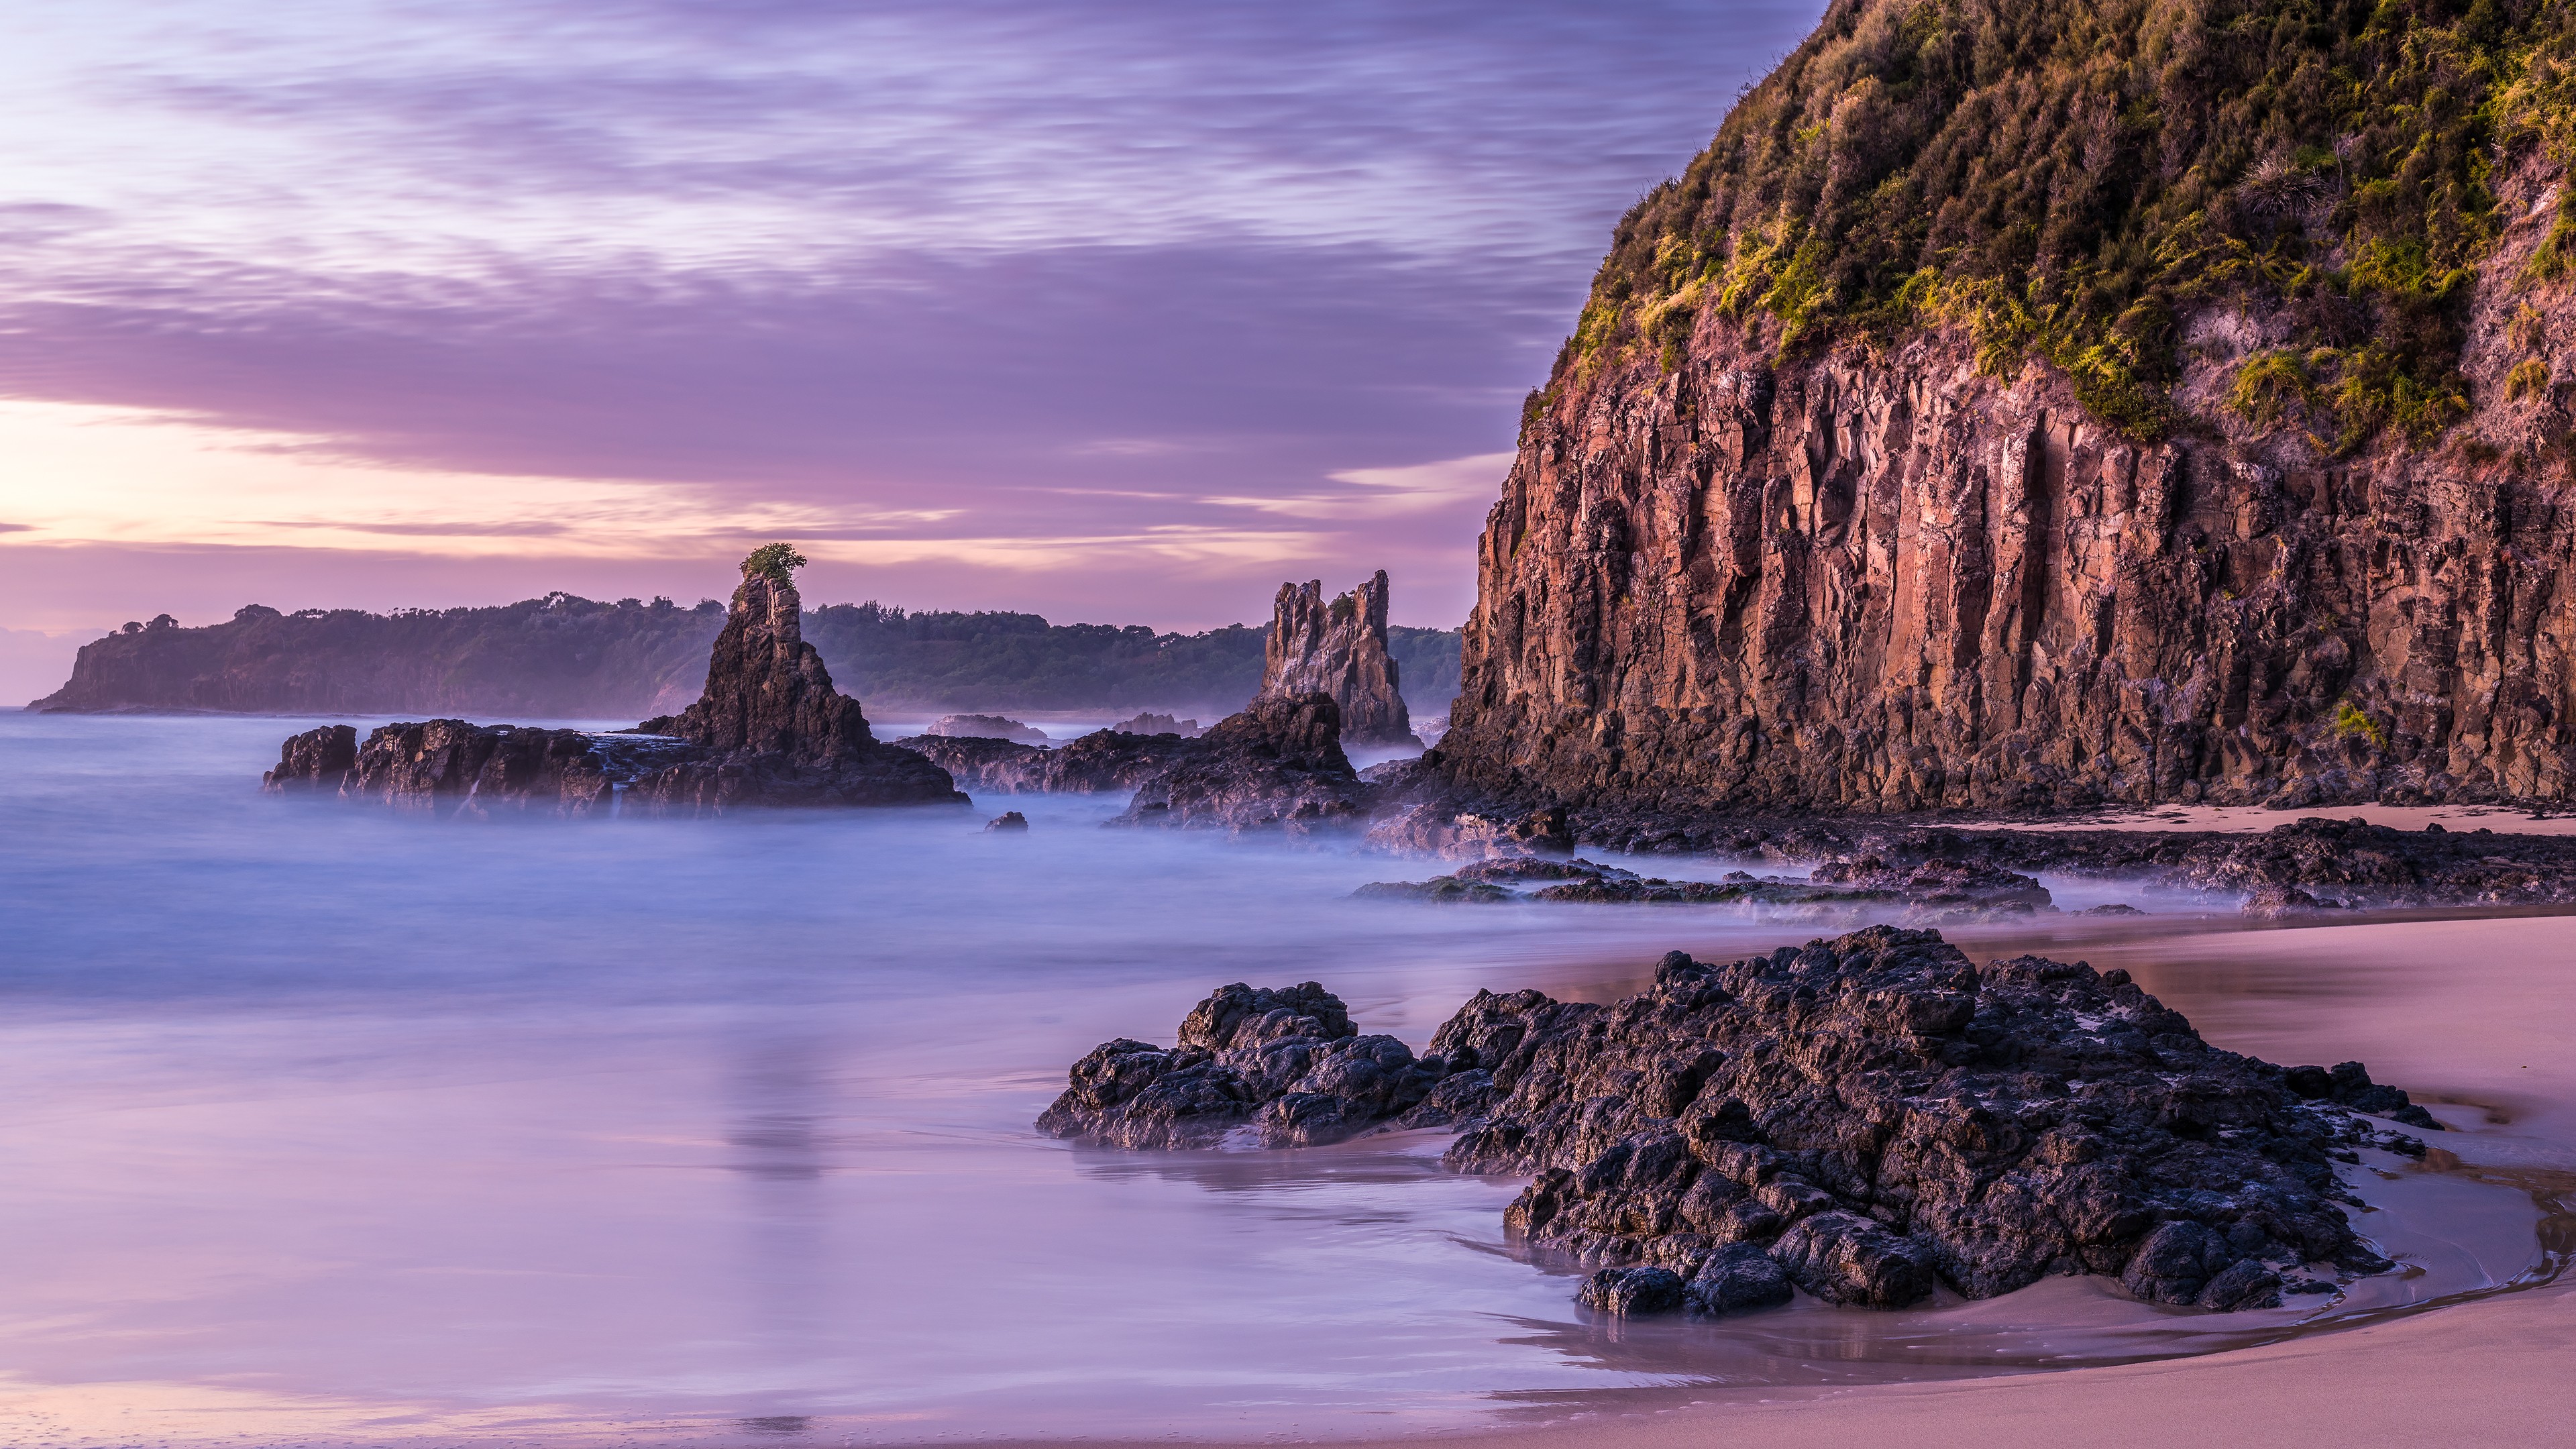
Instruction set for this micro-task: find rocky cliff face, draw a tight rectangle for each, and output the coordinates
[1438,0,2576,814]
[1263,572,1418,747]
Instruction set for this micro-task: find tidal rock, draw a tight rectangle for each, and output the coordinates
[1113,712,1203,738]
[1576,1266,1686,1316]
[1685,1242,1793,1314]
[263,549,967,814]
[1361,803,1575,860]
[262,724,358,790]
[924,714,1051,745]
[985,811,1030,832]
[893,728,1207,795]
[1434,928,2411,1311]
[1036,982,1445,1149]
[1111,694,1373,834]
[266,718,698,814]
[1354,855,2054,924]
[1262,571,1418,747]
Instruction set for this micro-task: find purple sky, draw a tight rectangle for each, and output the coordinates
[0,0,1819,696]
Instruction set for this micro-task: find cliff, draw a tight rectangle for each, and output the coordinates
[1261,572,1419,746]
[1440,0,2576,812]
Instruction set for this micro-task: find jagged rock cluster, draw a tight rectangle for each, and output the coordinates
[1355,855,2056,924]
[1113,712,1203,737]
[1042,928,2439,1318]
[922,714,1051,745]
[1036,983,1477,1149]
[1545,811,2576,916]
[890,728,1207,796]
[263,556,965,814]
[1111,694,1373,833]
[1263,571,1419,747]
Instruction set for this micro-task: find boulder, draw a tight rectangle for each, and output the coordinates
[1111,694,1373,834]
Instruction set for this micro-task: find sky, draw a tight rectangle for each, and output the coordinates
[0,0,1820,697]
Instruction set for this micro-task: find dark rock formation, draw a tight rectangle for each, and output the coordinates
[1114,712,1202,737]
[1558,812,2576,914]
[890,728,1205,796]
[1356,855,2052,925]
[1044,928,2438,1318]
[1036,982,1454,1149]
[924,714,1051,745]
[264,718,700,814]
[985,810,1030,833]
[1110,694,1373,834]
[1430,0,2576,815]
[262,552,966,814]
[1362,802,1574,861]
[1263,572,1418,747]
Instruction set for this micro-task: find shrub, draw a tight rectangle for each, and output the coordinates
[2332,698,2387,749]
[2506,358,2553,402]
[742,543,808,584]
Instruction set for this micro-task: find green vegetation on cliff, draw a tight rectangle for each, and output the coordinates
[1561,0,2576,449]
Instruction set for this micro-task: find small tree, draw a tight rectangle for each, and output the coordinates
[742,542,808,584]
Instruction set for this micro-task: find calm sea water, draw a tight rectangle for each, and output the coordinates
[0,713,2553,1447]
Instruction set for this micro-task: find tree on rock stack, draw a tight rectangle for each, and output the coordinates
[619,545,969,812]
[1262,571,1419,748]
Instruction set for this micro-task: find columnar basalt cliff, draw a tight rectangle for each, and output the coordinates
[1436,0,2576,814]
[1263,572,1419,747]
[264,550,966,814]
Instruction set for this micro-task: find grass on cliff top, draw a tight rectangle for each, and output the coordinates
[1556,0,2576,451]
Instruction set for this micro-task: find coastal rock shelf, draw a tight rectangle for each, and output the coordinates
[1041,928,2440,1317]
[1354,855,2057,923]
[262,550,965,814]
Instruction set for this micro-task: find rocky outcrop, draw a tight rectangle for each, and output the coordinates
[1553,812,2576,914]
[1113,712,1203,737]
[265,718,700,814]
[1042,928,2438,1317]
[923,714,1051,745]
[890,728,1207,795]
[1263,572,1418,747]
[1110,693,1373,833]
[1432,0,2576,815]
[261,551,966,814]
[1356,855,2052,924]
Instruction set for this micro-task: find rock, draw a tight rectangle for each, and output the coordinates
[1261,571,1418,747]
[892,729,1203,794]
[1436,928,2412,1311]
[262,549,968,814]
[924,714,1051,745]
[1353,854,2054,924]
[1685,1242,1794,1314]
[262,724,357,790]
[1361,803,1574,860]
[1112,712,1202,738]
[985,811,1029,832]
[1576,1265,1686,1316]
[2242,883,2343,918]
[1432,76,2576,815]
[1110,694,1374,834]
[1044,927,2425,1316]
[2078,903,2149,916]
[1036,982,1443,1149]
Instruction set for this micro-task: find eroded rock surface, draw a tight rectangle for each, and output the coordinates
[262,553,966,814]
[1111,694,1373,834]
[1263,571,1417,747]
[1036,982,1458,1149]
[923,714,1051,745]
[1044,928,2437,1318]
[891,729,1205,795]
[1356,855,2052,924]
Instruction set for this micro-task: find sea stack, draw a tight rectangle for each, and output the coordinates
[1263,571,1417,748]
[263,545,967,814]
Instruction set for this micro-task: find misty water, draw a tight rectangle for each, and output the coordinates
[0,712,2561,1446]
